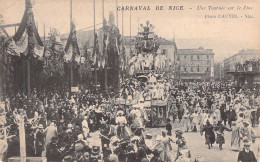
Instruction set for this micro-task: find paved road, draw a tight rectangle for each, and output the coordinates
[88,122,260,162]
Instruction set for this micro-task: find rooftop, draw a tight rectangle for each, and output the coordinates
[224,49,260,62]
[177,47,214,55]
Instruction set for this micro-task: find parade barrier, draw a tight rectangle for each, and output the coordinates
[8,157,47,162]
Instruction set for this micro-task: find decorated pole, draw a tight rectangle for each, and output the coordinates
[70,0,74,87]
[10,0,44,158]
[130,11,132,56]
[26,0,35,97]
[103,0,107,92]
[121,0,124,82]
[94,0,97,91]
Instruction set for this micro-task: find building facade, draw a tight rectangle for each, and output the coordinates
[223,49,260,80]
[214,62,224,81]
[176,47,214,81]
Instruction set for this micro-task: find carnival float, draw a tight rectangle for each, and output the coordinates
[115,21,171,127]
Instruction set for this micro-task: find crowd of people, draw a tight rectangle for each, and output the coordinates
[0,79,259,162]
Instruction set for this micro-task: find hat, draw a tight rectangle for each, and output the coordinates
[108,154,118,162]
[146,133,152,139]
[91,146,100,155]
[63,155,72,161]
[75,142,84,151]
[110,136,119,144]
[175,129,183,135]
[66,129,72,133]
[243,140,251,147]
[38,124,44,129]
[68,124,73,128]
[117,110,124,116]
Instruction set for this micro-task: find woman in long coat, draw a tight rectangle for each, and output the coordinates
[231,121,243,151]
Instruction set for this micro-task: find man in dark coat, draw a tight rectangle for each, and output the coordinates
[227,105,237,128]
[26,130,35,157]
[150,149,163,162]
[237,141,257,162]
[220,104,227,126]
[35,124,45,157]
[201,120,215,149]
[46,137,63,162]
[6,135,20,159]
[165,118,172,136]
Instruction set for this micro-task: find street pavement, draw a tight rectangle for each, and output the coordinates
[88,121,260,162]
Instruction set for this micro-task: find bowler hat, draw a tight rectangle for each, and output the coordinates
[175,129,183,135]
[91,146,100,155]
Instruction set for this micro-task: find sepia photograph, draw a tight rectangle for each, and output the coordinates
[0,0,260,161]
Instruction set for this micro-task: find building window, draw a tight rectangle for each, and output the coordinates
[184,67,187,72]
[207,67,209,71]
[207,55,209,59]
[197,55,200,59]
[177,56,180,61]
[197,67,200,72]
[191,55,193,60]
[191,67,193,72]
[184,55,186,59]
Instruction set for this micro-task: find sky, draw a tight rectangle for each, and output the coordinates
[0,0,260,61]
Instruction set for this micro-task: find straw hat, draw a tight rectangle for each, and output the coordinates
[91,146,100,155]
[117,110,124,116]
[75,142,84,151]
[131,136,140,142]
